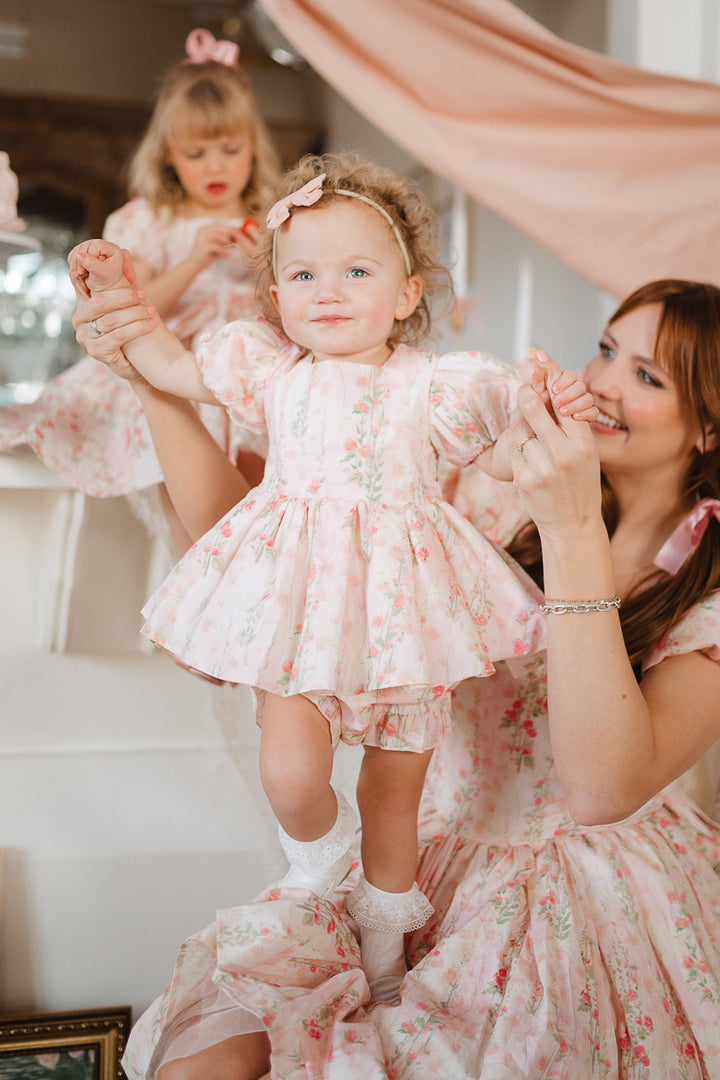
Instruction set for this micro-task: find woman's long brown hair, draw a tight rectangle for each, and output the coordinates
[507,280,720,673]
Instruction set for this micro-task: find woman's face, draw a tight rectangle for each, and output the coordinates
[584,302,704,483]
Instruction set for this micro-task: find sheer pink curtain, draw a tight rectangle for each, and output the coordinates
[263,0,720,298]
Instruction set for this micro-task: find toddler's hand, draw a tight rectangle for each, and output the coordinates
[68,239,128,297]
[531,350,597,423]
[189,222,253,272]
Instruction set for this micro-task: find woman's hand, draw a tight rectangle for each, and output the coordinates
[71,260,156,384]
[509,369,602,542]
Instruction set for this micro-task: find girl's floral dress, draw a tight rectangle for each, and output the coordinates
[140,316,545,705]
[124,468,720,1080]
[0,197,262,495]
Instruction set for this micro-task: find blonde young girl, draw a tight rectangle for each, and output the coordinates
[0,28,280,545]
[70,153,595,1000]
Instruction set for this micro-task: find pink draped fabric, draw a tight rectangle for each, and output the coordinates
[262,0,720,298]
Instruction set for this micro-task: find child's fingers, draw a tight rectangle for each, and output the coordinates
[548,370,580,397]
[566,389,596,412]
[120,248,137,288]
[534,349,562,383]
[555,388,596,417]
[517,380,587,446]
[530,361,546,395]
[571,404,599,423]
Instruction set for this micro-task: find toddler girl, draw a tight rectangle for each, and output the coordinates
[70,153,595,1001]
[0,28,280,546]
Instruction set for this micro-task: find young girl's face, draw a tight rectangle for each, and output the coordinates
[269,199,421,366]
[166,131,254,216]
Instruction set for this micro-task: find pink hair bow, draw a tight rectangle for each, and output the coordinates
[185,28,239,68]
[266,174,326,229]
[654,497,720,574]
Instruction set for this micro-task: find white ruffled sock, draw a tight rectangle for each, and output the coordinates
[277,790,356,897]
[347,876,434,1003]
[357,925,407,1003]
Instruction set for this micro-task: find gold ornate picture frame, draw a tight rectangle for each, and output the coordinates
[0,1006,131,1080]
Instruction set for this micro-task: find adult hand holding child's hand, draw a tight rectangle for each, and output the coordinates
[69,241,156,383]
[510,351,601,541]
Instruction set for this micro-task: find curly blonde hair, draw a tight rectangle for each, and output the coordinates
[255,153,453,347]
[128,59,280,217]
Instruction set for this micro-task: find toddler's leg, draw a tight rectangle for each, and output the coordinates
[259,692,355,896]
[348,746,434,1003]
[68,238,128,295]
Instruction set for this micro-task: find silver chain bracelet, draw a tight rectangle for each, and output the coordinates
[540,596,621,615]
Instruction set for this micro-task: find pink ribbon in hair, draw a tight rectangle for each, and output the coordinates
[266,174,326,229]
[653,497,720,574]
[185,28,239,68]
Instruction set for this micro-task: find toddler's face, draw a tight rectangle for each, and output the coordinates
[269,200,421,366]
[166,131,253,215]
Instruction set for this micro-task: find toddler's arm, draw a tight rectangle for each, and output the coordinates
[478,352,597,480]
[68,239,218,404]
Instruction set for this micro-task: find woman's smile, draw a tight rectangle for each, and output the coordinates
[590,408,628,434]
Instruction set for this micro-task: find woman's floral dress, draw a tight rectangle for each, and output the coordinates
[0,197,262,495]
[124,467,720,1080]
[140,317,544,706]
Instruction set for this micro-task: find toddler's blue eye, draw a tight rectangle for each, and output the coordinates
[349,268,368,278]
[294,271,314,282]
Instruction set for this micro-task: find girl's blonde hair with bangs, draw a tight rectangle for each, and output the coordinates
[128,59,280,216]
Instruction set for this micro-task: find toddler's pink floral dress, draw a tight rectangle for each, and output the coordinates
[123,470,720,1080]
[0,197,262,495]
[139,315,545,733]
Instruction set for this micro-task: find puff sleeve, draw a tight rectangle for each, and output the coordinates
[195,315,296,436]
[429,351,521,466]
[642,590,720,672]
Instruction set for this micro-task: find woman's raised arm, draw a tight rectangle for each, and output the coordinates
[509,382,720,825]
[72,279,250,540]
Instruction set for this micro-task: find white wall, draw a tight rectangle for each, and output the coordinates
[608,0,720,81]
[0,463,295,1018]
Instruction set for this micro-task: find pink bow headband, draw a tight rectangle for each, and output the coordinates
[654,497,720,574]
[185,28,239,68]
[266,173,413,279]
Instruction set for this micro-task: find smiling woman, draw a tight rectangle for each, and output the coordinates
[588,301,710,486]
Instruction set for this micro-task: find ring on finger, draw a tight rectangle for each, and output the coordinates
[516,436,536,454]
[91,319,103,336]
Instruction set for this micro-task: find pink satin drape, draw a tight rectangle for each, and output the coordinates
[262,0,720,298]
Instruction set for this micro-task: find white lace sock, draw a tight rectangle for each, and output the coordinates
[277,790,356,897]
[347,876,434,1003]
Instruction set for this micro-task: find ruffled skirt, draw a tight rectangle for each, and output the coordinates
[123,794,720,1079]
[141,488,545,693]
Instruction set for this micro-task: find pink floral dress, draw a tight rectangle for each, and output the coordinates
[123,471,720,1080]
[0,197,262,495]
[140,316,545,727]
